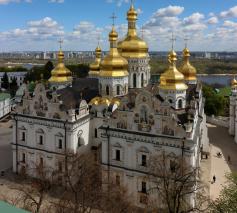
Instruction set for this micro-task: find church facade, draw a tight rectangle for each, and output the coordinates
[12,3,209,208]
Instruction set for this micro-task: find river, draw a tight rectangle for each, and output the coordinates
[151,74,235,87]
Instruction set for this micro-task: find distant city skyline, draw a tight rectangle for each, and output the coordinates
[0,0,237,51]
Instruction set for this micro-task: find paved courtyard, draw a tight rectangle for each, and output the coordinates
[207,123,237,200]
[0,119,13,172]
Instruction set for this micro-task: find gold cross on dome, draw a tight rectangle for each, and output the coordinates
[131,0,134,5]
[97,35,101,46]
[110,12,117,26]
[58,38,63,50]
[140,27,145,39]
[184,37,190,48]
[170,32,176,50]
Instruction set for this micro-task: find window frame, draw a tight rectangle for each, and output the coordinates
[141,154,147,167]
[115,149,121,161]
[22,153,26,163]
[141,181,147,194]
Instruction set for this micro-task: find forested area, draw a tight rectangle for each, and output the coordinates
[150,57,237,74]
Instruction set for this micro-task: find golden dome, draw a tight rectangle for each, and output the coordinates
[99,27,129,77]
[100,97,111,106]
[89,96,121,107]
[89,45,102,76]
[179,47,197,81]
[49,50,72,83]
[159,50,188,91]
[89,97,101,105]
[231,77,237,88]
[117,4,148,58]
[111,97,121,106]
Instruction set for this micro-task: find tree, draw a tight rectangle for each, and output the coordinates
[53,152,101,213]
[210,173,237,212]
[2,152,133,213]
[44,61,54,80]
[67,64,89,78]
[52,152,133,213]
[10,77,18,97]
[1,72,9,90]
[203,85,228,116]
[147,153,209,213]
[14,164,54,213]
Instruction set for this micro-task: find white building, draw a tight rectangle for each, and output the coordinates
[0,93,11,119]
[12,48,97,176]
[0,71,27,88]
[92,48,208,207]
[12,3,209,210]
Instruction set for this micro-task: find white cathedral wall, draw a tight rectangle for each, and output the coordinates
[99,76,128,97]
[13,119,66,173]
[127,57,150,89]
[159,89,187,109]
[89,116,104,147]
[101,132,196,206]
[0,98,11,118]
[229,96,235,136]
[12,114,91,175]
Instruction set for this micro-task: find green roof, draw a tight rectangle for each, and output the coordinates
[0,93,11,101]
[0,201,29,213]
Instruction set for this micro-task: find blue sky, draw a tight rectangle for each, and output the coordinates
[0,0,237,51]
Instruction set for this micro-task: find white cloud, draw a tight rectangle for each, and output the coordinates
[220,6,237,18]
[142,6,208,51]
[0,17,64,42]
[137,8,143,15]
[207,16,218,24]
[2,5,237,51]
[106,0,129,7]
[153,5,184,17]
[0,0,31,4]
[183,13,204,25]
[49,0,64,3]
[223,20,237,28]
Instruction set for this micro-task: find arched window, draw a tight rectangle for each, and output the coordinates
[106,85,110,96]
[140,106,148,124]
[77,130,83,147]
[178,99,183,109]
[141,73,144,87]
[133,73,137,88]
[169,99,173,104]
[36,129,44,145]
[116,85,120,95]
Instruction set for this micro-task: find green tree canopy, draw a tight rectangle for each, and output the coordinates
[43,60,54,80]
[0,66,27,72]
[9,77,18,97]
[211,173,237,212]
[24,62,89,82]
[67,64,89,78]
[1,72,9,90]
[203,85,229,116]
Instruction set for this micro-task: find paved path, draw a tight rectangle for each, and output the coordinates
[0,120,12,171]
[207,123,237,200]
